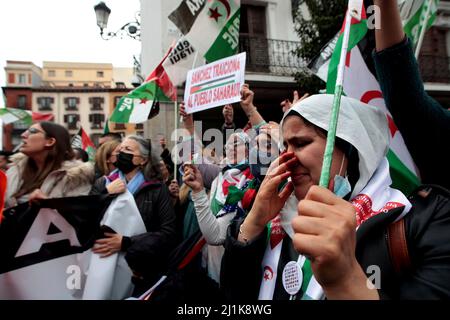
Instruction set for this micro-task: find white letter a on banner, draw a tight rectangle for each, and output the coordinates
[15,208,81,258]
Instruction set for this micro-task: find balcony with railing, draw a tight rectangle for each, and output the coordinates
[239,35,304,77]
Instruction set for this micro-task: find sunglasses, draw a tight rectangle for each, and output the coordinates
[25,127,46,135]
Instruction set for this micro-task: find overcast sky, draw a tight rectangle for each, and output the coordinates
[0,0,141,91]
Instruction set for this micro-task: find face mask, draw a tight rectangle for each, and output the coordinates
[114,152,138,174]
[333,174,351,198]
[333,153,351,198]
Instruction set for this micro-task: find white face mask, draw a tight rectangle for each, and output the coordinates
[333,153,351,198]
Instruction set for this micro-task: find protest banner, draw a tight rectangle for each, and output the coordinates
[184,52,246,114]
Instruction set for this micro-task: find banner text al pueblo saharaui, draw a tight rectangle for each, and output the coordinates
[184,52,246,114]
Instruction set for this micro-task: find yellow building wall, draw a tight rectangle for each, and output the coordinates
[42,62,113,87]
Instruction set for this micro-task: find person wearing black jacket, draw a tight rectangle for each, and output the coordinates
[372,0,450,189]
[90,135,176,296]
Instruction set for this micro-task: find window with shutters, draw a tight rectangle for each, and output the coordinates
[239,4,269,72]
[90,97,104,111]
[18,74,27,84]
[17,95,27,108]
[89,113,105,129]
[64,114,79,130]
[8,73,15,84]
[37,97,54,111]
[65,97,79,110]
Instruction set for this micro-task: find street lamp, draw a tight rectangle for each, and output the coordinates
[94,1,141,40]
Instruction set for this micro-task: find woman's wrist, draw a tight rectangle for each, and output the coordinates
[244,105,257,118]
[191,186,205,195]
[238,210,267,243]
[322,262,379,300]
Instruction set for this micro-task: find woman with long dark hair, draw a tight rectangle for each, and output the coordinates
[5,122,94,207]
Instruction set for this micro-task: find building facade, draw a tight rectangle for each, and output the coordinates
[418,0,450,107]
[2,61,40,150]
[41,61,113,88]
[139,0,303,147]
[2,60,136,150]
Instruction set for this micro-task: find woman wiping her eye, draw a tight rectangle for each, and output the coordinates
[221,94,450,300]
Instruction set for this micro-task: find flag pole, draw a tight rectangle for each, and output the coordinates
[174,99,178,181]
[415,0,434,59]
[319,4,355,188]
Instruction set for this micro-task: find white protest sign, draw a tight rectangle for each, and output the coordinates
[184,52,246,114]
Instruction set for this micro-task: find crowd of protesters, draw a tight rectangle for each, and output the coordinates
[1,1,450,300]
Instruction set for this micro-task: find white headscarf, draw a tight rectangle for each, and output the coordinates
[261,95,411,300]
[282,94,390,199]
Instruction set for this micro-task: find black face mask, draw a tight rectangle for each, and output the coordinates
[114,152,138,174]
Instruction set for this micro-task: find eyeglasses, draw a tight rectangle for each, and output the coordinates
[25,127,46,135]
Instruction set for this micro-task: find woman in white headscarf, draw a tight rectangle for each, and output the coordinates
[221,94,450,300]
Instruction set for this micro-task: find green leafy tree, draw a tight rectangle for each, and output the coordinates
[293,0,346,93]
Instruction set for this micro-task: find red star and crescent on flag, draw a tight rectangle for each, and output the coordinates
[209,7,222,22]
[263,266,274,281]
[208,0,231,23]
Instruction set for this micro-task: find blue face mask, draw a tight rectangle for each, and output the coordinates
[333,174,351,198]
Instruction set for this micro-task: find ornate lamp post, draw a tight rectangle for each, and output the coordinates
[94,1,141,41]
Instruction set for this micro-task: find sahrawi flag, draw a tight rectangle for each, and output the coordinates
[401,0,440,46]
[71,126,96,162]
[0,192,146,300]
[169,0,240,63]
[0,107,54,125]
[309,1,422,195]
[109,46,176,124]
